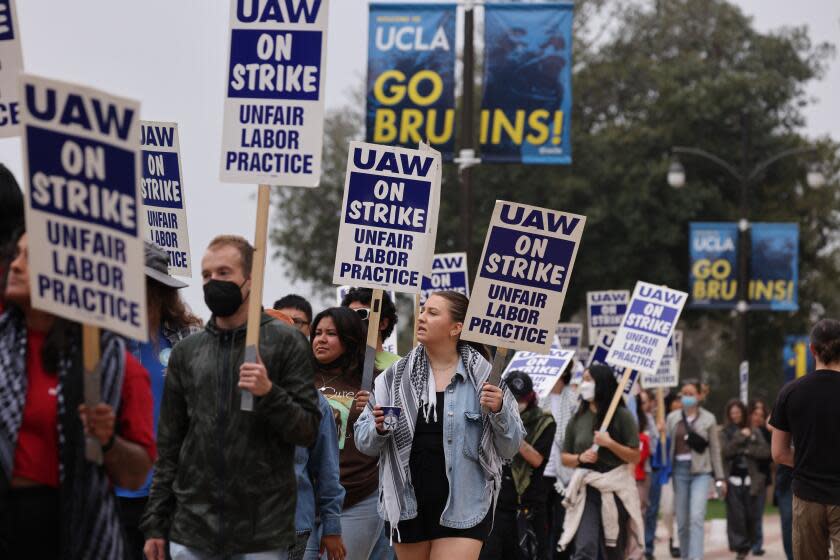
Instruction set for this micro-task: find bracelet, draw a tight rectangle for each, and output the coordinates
[577,453,582,466]
[102,435,116,453]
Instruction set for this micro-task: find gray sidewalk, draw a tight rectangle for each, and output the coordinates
[653,514,788,560]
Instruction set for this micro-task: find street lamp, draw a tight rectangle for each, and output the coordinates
[668,130,821,386]
[667,159,686,189]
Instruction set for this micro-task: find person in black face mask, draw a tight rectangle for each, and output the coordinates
[141,234,321,560]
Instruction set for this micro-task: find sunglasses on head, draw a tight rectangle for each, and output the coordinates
[354,307,370,321]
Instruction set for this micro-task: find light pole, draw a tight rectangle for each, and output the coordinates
[669,120,823,381]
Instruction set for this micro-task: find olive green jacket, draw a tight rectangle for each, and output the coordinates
[141,313,320,554]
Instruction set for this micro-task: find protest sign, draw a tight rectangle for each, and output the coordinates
[586,290,629,345]
[140,121,191,276]
[480,3,573,164]
[587,331,638,395]
[641,330,683,389]
[606,282,687,376]
[366,3,456,159]
[555,322,583,351]
[462,200,585,355]
[336,285,398,355]
[0,0,22,137]
[503,344,576,401]
[419,252,468,305]
[689,222,738,308]
[220,0,329,186]
[750,223,798,311]
[20,74,147,341]
[333,141,441,294]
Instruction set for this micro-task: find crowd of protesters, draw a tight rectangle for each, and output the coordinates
[1,163,839,560]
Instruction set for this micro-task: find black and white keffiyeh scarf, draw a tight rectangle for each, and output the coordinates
[0,308,126,559]
[373,342,513,541]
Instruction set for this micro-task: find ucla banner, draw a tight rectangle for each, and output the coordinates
[750,223,798,311]
[480,3,573,164]
[366,4,456,159]
[689,222,738,309]
[783,335,813,382]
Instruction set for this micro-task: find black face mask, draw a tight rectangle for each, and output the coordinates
[203,279,247,318]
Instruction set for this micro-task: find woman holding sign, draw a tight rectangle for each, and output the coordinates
[310,306,373,560]
[355,291,524,560]
[559,364,642,559]
[665,379,725,560]
[0,231,156,557]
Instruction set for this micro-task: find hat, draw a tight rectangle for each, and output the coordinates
[505,371,534,399]
[144,241,188,289]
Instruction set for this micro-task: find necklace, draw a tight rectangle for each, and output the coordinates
[316,371,344,392]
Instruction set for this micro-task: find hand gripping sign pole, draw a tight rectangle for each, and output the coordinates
[241,185,271,411]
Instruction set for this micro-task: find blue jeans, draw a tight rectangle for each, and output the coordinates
[752,487,767,553]
[672,460,711,560]
[305,491,383,560]
[775,483,793,560]
[644,469,663,555]
[170,542,289,560]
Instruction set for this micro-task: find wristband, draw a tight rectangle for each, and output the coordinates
[102,435,116,453]
[577,453,582,466]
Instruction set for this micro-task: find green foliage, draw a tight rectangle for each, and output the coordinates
[270,0,839,414]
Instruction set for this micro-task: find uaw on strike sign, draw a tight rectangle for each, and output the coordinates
[20,75,147,341]
[221,0,329,186]
[606,282,687,376]
[462,201,585,355]
[333,141,441,293]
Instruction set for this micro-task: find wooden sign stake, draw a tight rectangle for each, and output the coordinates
[590,367,634,452]
[242,184,271,411]
[412,293,421,348]
[82,324,103,464]
[657,386,667,464]
[361,288,384,391]
[482,346,509,413]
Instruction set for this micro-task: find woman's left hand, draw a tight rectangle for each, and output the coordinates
[593,430,615,450]
[480,383,504,413]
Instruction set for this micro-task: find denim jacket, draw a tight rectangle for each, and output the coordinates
[294,392,345,536]
[355,360,524,529]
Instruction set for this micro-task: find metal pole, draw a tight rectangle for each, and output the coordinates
[459,2,475,265]
[736,113,751,381]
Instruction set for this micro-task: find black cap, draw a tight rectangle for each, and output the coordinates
[505,371,534,399]
[144,241,188,289]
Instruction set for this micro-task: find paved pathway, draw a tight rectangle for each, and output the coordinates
[653,514,788,559]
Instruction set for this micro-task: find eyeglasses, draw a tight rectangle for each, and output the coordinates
[290,317,308,328]
[354,308,370,321]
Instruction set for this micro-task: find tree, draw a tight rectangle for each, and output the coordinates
[270,0,839,412]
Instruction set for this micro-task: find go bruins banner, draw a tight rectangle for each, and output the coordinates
[366,4,456,159]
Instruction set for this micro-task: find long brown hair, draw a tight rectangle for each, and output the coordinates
[428,290,490,360]
[147,278,202,338]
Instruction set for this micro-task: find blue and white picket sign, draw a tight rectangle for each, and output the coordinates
[555,322,583,351]
[462,200,586,354]
[141,121,192,277]
[503,341,576,401]
[641,330,683,389]
[220,0,329,187]
[606,282,687,376]
[420,252,469,305]
[587,331,638,395]
[20,74,148,341]
[586,289,629,346]
[333,141,441,294]
[335,285,398,355]
[0,0,22,137]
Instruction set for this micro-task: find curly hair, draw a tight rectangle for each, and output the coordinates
[810,319,840,366]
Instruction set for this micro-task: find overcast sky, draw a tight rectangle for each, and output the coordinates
[1,0,837,326]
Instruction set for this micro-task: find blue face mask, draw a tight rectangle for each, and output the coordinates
[681,395,698,408]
